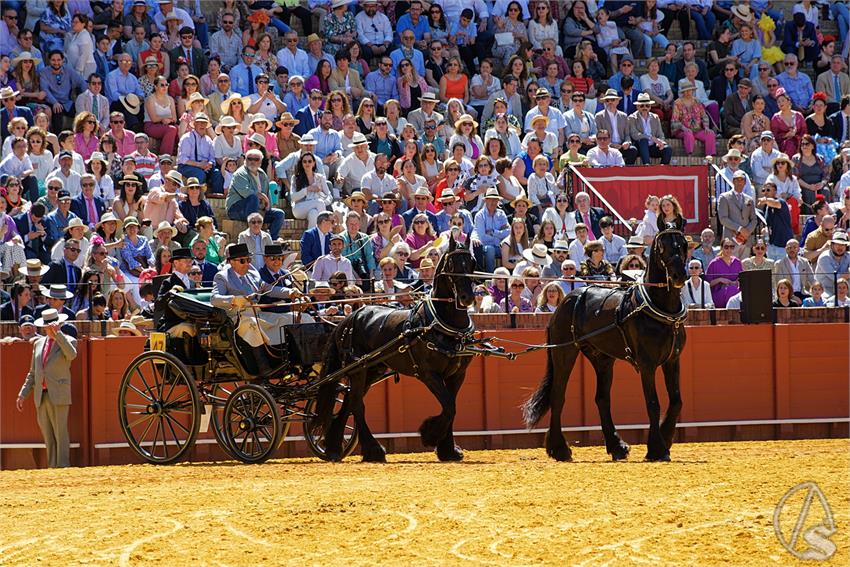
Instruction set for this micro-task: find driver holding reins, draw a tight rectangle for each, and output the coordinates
[211,243,298,375]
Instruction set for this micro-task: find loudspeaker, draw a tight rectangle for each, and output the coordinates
[739,269,773,324]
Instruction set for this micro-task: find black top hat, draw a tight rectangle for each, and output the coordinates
[171,247,192,260]
[263,243,285,256]
[225,242,251,260]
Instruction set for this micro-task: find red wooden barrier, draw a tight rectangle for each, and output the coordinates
[1,323,847,469]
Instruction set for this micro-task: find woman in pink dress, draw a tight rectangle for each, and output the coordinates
[671,83,716,156]
[770,88,806,156]
[404,212,437,269]
[706,238,744,308]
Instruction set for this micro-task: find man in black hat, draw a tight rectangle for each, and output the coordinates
[211,243,292,375]
[156,247,196,333]
[257,243,301,315]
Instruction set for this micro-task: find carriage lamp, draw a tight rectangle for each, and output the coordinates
[199,332,211,350]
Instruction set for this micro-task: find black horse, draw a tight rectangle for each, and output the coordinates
[523,217,689,462]
[315,236,477,462]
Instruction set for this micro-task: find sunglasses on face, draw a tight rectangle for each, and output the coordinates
[189,271,202,275]
[722,244,735,249]
[511,284,525,289]
[249,220,263,224]
[597,136,610,140]
[378,219,391,225]
[111,120,125,124]
[396,252,409,257]
[67,248,81,253]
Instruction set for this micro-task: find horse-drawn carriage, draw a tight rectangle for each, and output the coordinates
[117,288,360,465]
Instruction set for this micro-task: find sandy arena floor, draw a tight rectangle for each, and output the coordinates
[1,439,848,566]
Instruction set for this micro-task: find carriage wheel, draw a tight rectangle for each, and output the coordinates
[118,351,200,464]
[222,384,282,464]
[206,381,242,460]
[304,381,359,461]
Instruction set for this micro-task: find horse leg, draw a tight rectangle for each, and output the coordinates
[417,373,455,451]
[592,356,631,461]
[544,345,580,462]
[640,366,669,462]
[659,357,683,451]
[346,369,386,463]
[434,368,467,462]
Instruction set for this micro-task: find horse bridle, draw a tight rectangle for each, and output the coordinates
[651,228,687,290]
[435,246,476,310]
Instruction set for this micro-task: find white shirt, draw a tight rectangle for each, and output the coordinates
[586,146,625,167]
[748,147,780,186]
[607,110,622,144]
[569,238,589,265]
[360,171,398,200]
[524,106,566,137]
[154,7,194,32]
[681,278,714,308]
[46,170,82,198]
[276,47,311,78]
[337,151,376,191]
[355,11,393,46]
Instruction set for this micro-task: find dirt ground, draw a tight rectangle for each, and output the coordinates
[1,439,848,566]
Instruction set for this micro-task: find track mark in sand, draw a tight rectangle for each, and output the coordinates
[0,537,41,565]
[375,509,418,544]
[119,518,184,567]
[221,520,273,547]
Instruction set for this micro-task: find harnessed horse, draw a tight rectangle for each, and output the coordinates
[315,236,478,462]
[523,217,689,462]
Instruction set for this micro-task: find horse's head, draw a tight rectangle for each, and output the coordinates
[650,216,688,289]
[436,234,476,308]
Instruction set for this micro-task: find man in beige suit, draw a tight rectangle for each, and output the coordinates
[628,93,672,165]
[237,212,274,269]
[815,56,850,112]
[717,170,757,258]
[16,309,78,468]
[595,89,638,165]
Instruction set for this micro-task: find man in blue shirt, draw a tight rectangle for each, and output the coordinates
[307,110,343,183]
[389,31,425,77]
[176,113,224,195]
[449,9,480,76]
[759,180,794,261]
[106,53,145,129]
[364,57,399,111]
[43,189,79,252]
[775,53,814,111]
[396,1,431,51]
[472,188,510,273]
[38,51,86,132]
[230,46,264,96]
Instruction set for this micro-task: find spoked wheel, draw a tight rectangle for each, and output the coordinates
[118,351,200,464]
[205,381,242,459]
[304,380,359,461]
[222,384,282,464]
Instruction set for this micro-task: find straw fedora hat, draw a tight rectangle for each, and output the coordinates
[412,187,433,201]
[454,113,478,130]
[275,112,300,129]
[601,88,622,101]
[344,191,368,208]
[510,194,533,208]
[215,115,240,134]
[187,92,208,106]
[40,284,74,301]
[731,4,754,22]
[11,51,41,67]
[64,217,88,233]
[522,243,553,267]
[96,211,123,231]
[25,259,50,277]
[35,308,69,327]
[155,221,177,237]
[112,321,143,336]
[120,93,141,114]
[220,93,244,114]
[530,114,550,128]
[483,187,502,200]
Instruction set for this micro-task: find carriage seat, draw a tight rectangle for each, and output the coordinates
[166,290,230,327]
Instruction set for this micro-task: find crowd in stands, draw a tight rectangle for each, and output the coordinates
[1,0,850,333]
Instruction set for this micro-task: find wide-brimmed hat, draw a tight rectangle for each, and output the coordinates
[187,92,208,106]
[331,0,349,10]
[112,321,143,336]
[419,92,439,104]
[679,82,697,93]
[120,93,141,114]
[685,235,699,249]
[164,11,182,22]
[40,284,74,301]
[95,212,122,231]
[299,133,317,145]
[534,87,551,99]
[350,132,368,146]
[182,176,203,191]
[192,112,210,124]
[344,191,368,208]
[412,187,433,201]
[275,112,300,128]
[220,93,244,114]
[419,258,435,270]
[522,243,552,267]
[64,217,87,233]
[731,4,754,22]
[35,308,69,327]
[11,51,41,67]
[164,169,184,186]
[829,232,849,246]
[118,174,143,186]
[723,148,743,161]
[636,92,653,105]
[530,114,550,127]
[454,113,478,130]
[250,114,272,129]
[481,187,500,200]
[510,194,533,208]
[247,132,265,146]
[626,235,646,249]
[771,153,793,168]
[380,192,401,203]
[26,259,50,277]
[552,240,569,252]
[215,115,240,134]
[311,281,335,294]
[0,86,20,100]
[601,88,622,101]
[123,216,141,229]
[86,151,107,166]
[143,55,159,68]
[437,188,460,203]
[306,33,322,45]
[155,221,177,237]
[225,242,251,260]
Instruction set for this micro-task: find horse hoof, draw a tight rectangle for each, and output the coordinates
[362,444,387,463]
[609,441,631,461]
[547,445,573,462]
[645,452,671,462]
[436,444,464,462]
[325,451,342,463]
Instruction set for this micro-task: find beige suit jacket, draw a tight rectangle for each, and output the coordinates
[595,109,632,144]
[772,256,815,291]
[627,111,666,143]
[815,71,850,104]
[329,69,365,98]
[18,331,78,407]
[717,189,757,243]
[238,228,273,268]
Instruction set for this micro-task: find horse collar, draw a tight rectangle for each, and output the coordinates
[424,295,475,339]
[634,284,688,325]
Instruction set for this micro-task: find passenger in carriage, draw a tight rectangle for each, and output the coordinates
[211,243,297,376]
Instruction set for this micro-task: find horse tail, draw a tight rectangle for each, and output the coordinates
[522,330,554,428]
